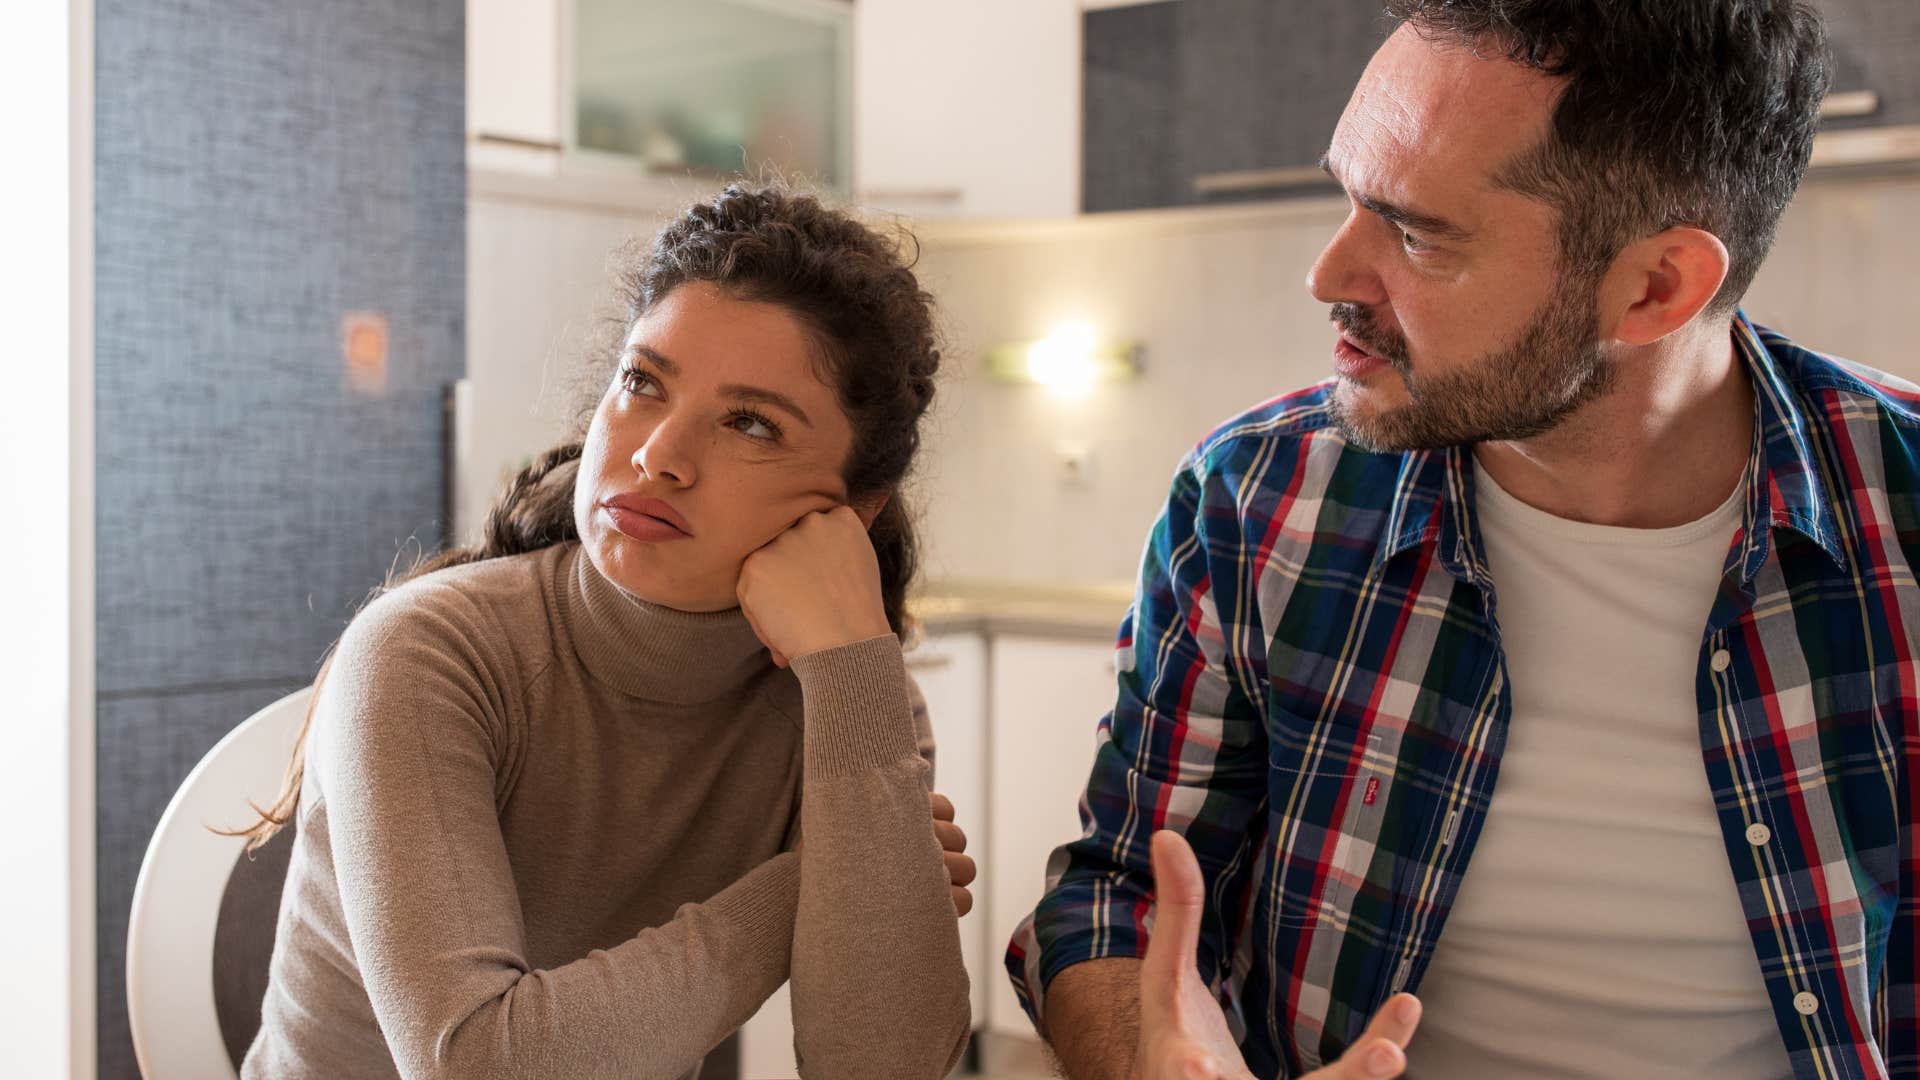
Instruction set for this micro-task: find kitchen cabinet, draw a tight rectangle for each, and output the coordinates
[570,0,852,189]
[854,0,1081,219]
[468,0,852,184]
[911,633,994,1032]
[469,0,1079,217]
[1085,0,1920,214]
[984,634,1119,1038]
[1820,0,1920,131]
[1082,0,1182,213]
[468,0,564,172]
[1174,0,1385,207]
[1083,0,1381,212]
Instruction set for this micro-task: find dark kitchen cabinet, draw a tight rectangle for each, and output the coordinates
[1083,0,1920,216]
[1818,0,1920,130]
[1084,0,1389,213]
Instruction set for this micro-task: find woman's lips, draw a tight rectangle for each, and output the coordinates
[602,505,691,542]
[600,495,693,542]
[1333,333,1388,380]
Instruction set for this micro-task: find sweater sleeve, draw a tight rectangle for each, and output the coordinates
[312,588,800,1080]
[785,635,974,1079]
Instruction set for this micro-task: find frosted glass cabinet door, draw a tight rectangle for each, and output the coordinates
[570,0,852,189]
[985,634,1119,1037]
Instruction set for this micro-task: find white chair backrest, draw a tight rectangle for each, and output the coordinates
[127,687,312,1080]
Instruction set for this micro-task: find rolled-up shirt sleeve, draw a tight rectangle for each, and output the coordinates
[1005,450,1271,1033]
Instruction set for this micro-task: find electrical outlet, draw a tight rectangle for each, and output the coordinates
[1056,439,1093,488]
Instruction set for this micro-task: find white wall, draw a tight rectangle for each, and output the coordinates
[0,0,95,1075]
[908,173,1920,586]
[463,170,1920,588]
[1740,173,1920,373]
[909,200,1349,588]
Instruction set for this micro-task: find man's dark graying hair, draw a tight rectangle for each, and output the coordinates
[1385,0,1833,310]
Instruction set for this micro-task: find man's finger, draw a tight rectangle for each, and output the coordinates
[929,792,955,822]
[1356,994,1421,1050]
[1311,997,1420,1079]
[1143,830,1208,982]
[943,851,976,887]
[951,885,973,917]
[1323,1038,1407,1079]
[934,820,966,853]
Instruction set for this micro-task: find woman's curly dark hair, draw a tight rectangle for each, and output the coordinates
[228,183,942,851]
[626,184,941,632]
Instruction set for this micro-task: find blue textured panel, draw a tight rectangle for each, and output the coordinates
[94,0,463,1075]
[94,0,465,696]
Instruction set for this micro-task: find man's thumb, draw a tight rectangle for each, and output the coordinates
[1143,829,1207,979]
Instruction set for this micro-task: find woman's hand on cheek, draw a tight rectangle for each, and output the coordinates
[736,505,892,667]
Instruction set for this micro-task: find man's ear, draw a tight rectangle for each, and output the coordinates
[1603,225,1731,347]
[852,491,891,530]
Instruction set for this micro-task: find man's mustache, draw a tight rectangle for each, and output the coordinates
[1330,303,1411,372]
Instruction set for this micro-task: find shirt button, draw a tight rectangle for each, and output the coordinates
[1793,991,1820,1016]
[1711,649,1732,672]
[1745,822,1772,846]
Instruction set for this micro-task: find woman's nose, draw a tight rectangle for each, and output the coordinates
[632,417,698,487]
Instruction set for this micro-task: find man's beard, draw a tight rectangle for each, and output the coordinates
[1326,274,1613,453]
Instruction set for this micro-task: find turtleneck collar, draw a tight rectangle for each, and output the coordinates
[555,542,775,704]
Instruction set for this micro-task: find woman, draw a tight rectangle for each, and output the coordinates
[237,184,973,1079]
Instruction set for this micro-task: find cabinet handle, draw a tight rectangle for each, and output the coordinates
[859,188,965,204]
[1192,165,1333,196]
[904,654,955,672]
[1820,90,1880,120]
[1809,124,1920,170]
[473,132,564,152]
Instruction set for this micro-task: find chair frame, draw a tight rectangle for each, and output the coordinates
[126,687,312,1079]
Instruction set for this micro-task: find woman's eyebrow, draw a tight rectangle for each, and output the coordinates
[630,344,680,374]
[630,344,814,428]
[719,383,813,428]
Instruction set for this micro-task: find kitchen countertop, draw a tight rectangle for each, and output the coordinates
[907,579,1134,641]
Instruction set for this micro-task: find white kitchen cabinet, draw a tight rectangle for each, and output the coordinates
[854,0,1081,220]
[985,633,1118,1037]
[467,0,564,173]
[909,632,993,1029]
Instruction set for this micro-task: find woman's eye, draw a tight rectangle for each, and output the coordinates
[729,410,781,441]
[619,367,664,399]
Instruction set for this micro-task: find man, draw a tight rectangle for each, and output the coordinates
[1008,2,1918,1078]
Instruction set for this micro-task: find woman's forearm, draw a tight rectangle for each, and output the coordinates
[787,636,973,1079]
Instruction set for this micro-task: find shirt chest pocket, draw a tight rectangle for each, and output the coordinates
[1264,708,1397,929]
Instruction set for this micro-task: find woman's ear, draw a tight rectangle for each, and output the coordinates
[851,492,891,530]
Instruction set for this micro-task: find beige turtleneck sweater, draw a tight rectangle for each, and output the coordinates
[242,541,971,1079]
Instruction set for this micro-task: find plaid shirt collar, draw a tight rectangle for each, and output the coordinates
[1373,311,1850,592]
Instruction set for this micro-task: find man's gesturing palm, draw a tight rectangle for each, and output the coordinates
[1131,831,1423,1080]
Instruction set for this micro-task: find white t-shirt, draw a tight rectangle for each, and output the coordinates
[1408,460,1789,1079]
